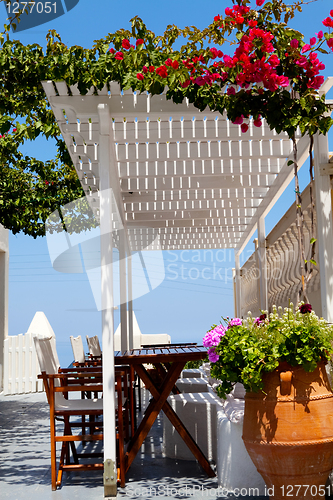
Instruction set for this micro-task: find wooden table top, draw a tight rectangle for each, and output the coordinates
[114,345,207,365]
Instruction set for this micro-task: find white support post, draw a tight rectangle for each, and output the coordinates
[128,254,134,350]
[314,132,333,322]
[234,251,242,318]
[119,233,128,352]
[258,216,268,312]
[98,104,117,498]
[0,224,8,391]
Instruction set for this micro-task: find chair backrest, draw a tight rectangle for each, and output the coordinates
[33,335,60,374]
[86,335,102,357]
[70,335,86,364]
[33,335,64,404]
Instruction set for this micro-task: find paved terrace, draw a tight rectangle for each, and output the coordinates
[0,390,268,500]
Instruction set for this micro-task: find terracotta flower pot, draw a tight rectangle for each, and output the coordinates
[242,361,333,499]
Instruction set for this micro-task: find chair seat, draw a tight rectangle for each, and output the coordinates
[55,397,104,412]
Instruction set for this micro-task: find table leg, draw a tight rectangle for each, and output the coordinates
[125,361,183,471]
[126,362,215,478]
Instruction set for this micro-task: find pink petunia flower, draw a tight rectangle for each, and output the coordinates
[228,318,243,328]
[208,348,219,363]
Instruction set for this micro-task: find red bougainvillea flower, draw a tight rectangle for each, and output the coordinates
[253,118,262,127]
[327,38,333,49]
[122,39,131,50]
[317,31,324,39]
[210,47,218,59]
[227,86,236,95]
[109,48,115,54]
[233,116,244,125]
[136,73,144,81]
[165,58,173,66]
[241,123,249,133]
[214,15,221,22]
[299,303,312,314]
[278,75,290,87]
[115,52,124,60]
[331,10,333,16]
[45,180,49,186]
[256,0,265,6]
[142,66,148,73]
[172,60,179,69]
[301,44,311,53]
[156,65,168,78]
[136,39,144,46]
[323,17,333,28]
[12,128,17,132]
[290,39,299,49]
[248,20,257,28]
[149,66,155,73]
[180,80,191,88]
[310,37,317,46]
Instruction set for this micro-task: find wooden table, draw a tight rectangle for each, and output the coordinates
[114,345,215,478]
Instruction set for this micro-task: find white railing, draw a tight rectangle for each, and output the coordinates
[240,251,260,317]
[3,332,43,395]
[240,183,321,317]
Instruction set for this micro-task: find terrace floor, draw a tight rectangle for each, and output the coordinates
[0,389,268,500]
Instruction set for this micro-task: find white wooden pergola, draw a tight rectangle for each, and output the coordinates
[43,78,333,496]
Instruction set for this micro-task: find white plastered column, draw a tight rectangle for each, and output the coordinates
[234,251,242,318]
[98,104,117,497]
[0,224,8,391]
[314,132,333,322]
[257,216,268,312]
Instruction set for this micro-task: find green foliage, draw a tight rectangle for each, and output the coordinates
[184,359,207,369]
[0,0,332,236]
[209,304,333,399]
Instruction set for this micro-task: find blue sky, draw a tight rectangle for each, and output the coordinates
[3,0,333,367]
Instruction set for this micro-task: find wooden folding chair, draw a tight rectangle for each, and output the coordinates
[86,335,102,359]
[34,335,127,489]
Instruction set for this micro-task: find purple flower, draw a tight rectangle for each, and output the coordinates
[228,318,242,329]
[208,348,219,363]
[255,313,267,326]
[299,303,312,314]
[203,324,226,347]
